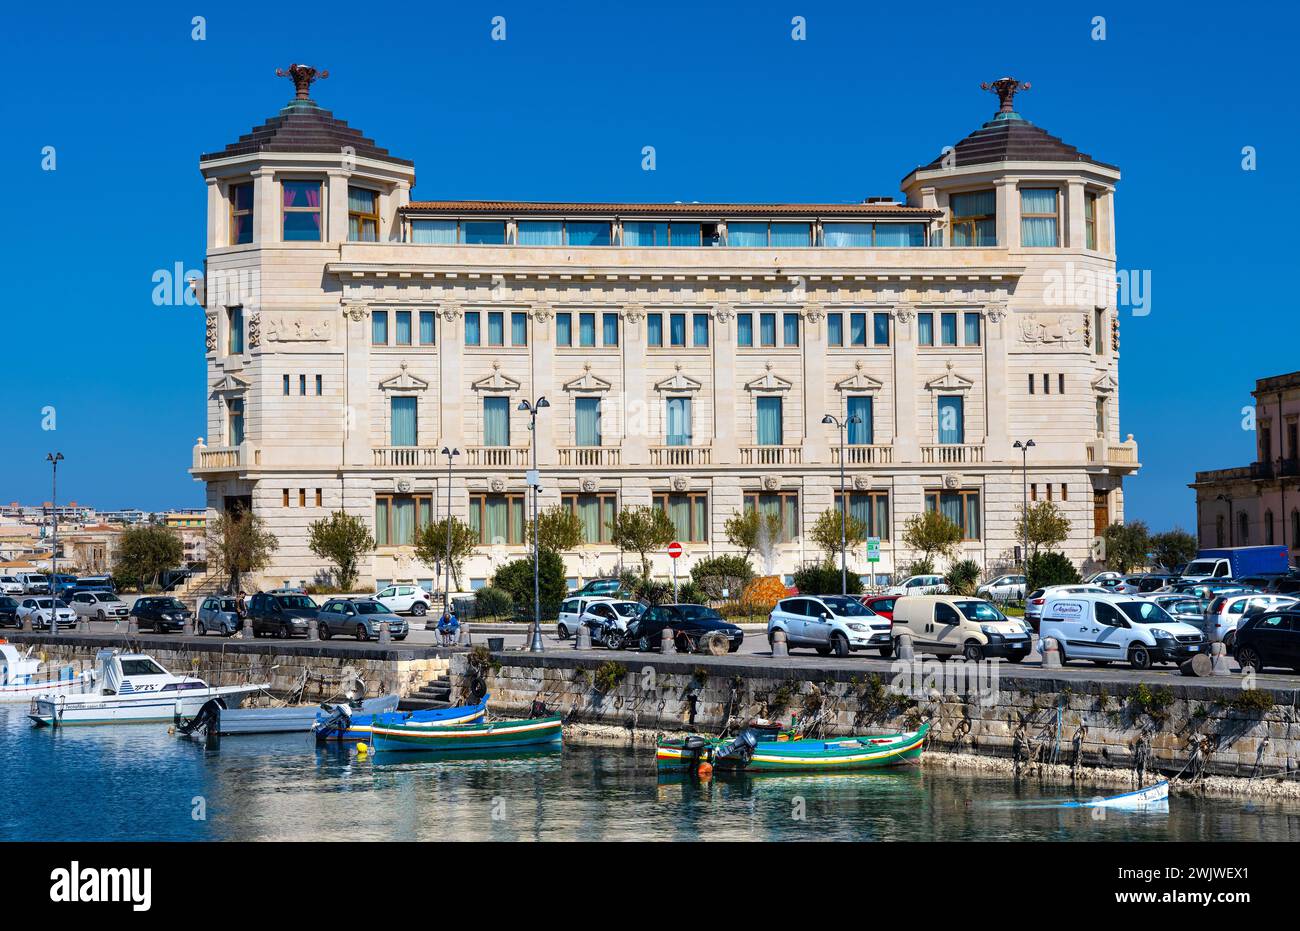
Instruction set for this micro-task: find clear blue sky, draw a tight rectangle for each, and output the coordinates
[2,1,1295,530]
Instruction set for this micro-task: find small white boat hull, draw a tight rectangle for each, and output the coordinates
[30,684,267,727]
[0,670,95,703]
[1070,780,1170,810]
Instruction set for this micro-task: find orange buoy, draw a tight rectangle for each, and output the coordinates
[696,761,713,779]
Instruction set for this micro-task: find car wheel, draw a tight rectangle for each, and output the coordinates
[831,633,849,658]
[1006,653,1025,663]
[319,624,331,640]
[394,635,407,642]
[198,623,206,636]
[1091,660,1111,666]
[557,623,570,640]
[638,635,653,652]
[963,641,984,662]
[411,602,427,617]
[878,644,894,659]
[1057,641,1068,665]
[1129,644,1152,670]
[1236,646,1262,672]
[675,633,693,654]
[356,624,369,642]
[815,645,832,657]
[97,610,106,622]
[605,632,623,650]
[279,624,291,639]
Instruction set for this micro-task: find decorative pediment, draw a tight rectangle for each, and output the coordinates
[1091,371,1118,394]
[924,361,974,393]
[472,361,522,393]
[835,362,883,393]
[744,363,793,393]
[210,373,251,395]
[379,363,429,392]
[563,363,612,393]
[655,364,703,394]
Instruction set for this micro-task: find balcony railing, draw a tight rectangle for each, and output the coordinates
[373,446,439,467]
[920,444,984,464]
[739,445,803,466]
[465,446,531,467]
[1086,435,1140,469]
[650,446,713,466]
[557,446,621,467]
[192,442,259,471]
[831,444,893,466]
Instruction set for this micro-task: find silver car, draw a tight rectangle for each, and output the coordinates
[68,590,129,622]
[197,595,242,636]
[977,574,1026,601]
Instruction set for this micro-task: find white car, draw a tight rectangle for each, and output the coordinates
[374,584,433,617]
[0,576,24,595]
[882,574,948,597]
[1025,584,1110,630]
[579,600,646,647]
[1040,592,1206,670]
[767,595,894,657]
[1204,593,1299,646]
[556,595,619,639]
[977,574,1026,600]
[16,597,77,630]
[68,590,130,622]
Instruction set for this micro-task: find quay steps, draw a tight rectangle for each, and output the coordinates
[397,674,453,711]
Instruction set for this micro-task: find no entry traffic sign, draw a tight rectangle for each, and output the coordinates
[667,541,683,559]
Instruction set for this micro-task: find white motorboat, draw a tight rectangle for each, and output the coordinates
[0,641,96,702]
[29,649,269,727]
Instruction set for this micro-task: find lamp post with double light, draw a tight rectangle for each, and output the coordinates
[518,397,550,652]
[440,446,459,622]
[1012,440,1035,569]
[46,453,64,634]
[822,411,862,596]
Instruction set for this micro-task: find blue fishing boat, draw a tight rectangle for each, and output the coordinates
[371,714,562,753]
[312,696,488,742]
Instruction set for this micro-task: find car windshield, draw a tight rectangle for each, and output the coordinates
[1167,599,1203,615]
[819,596,875,617]
[1184,561,1218,575]
[955,601,1007,622]
[612,603,644,617]
[671,605,722,622]
[97,594,121,603]
[354,602,392,614]
[159,599,185,610]
[277,595,317,610]
[1118,601,1175,625]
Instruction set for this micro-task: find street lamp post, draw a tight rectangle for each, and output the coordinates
[518,397,550,652]
[440,446,459,623]
[822,411,862,596]
[1012,439,1035,570]
[46,453,64,634]
[1216,494,1234,547]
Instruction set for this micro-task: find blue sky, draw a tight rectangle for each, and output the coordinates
[1,1,1296,530]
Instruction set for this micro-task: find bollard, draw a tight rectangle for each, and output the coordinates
[1210,641,1231,676]
[307,618,319,641]
[575,624,592,651]
[661,627,676,654]
[241,618,253,640]
[379,619,392,644]
[1041,636,1061,668]
[1180,653,1213,677]
[21,614,32,633]
[896,630,915,661]
[771,628,788,657]
[128,615,139,636]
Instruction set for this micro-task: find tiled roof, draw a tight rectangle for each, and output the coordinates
[400,200,939,218]
[915,115,1117,174]
[201,100,413,167]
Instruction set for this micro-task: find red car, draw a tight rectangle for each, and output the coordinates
[860,594,899,620]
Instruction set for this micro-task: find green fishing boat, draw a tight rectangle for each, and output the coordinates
[656,722,929,774]
[370,713,563,753]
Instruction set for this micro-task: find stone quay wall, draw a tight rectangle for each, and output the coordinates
[453,651,1300,783]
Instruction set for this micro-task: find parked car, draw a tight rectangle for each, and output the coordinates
[860,594,900,620]
[318,597,408,641]
[1204,593,1299,647]
[74,575,116,593]
[621,604,743,653]
[374,584,434,617]
[976,574,1026,600]
[17,597,77,630]
[68,590,129,623]
[1265,576,1300,595]
[0,596,21,627]
[1117,574,1177,595]
[1039,593,1205,670]
[17,573,49,594]
[197,596,242,636]
[1233,610,1300,673]
[48,574,79,597]
[1024,585,1109,631]
[768,595,893,657]
[0,575,26,595]
[579,600,645,648]
[130,596,193,633]
[890,595,1032,662]
[1146,593,1208,630]
[247,592,319,639]
[881,574,947,597]
[572,578,627,598]
[556,595,619,639]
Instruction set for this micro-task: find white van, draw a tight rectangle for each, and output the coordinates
[1040,593,1206,670]
[890,595,1032,662]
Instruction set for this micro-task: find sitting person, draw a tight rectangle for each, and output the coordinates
[436,611,460,646]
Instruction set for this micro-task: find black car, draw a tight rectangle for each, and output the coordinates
[1234,609,1300,673]
[0,596,20,628]
[130,596,193,633]
[247,591,319,638]
[621,603,743,653]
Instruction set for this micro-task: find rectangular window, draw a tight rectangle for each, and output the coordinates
[669,223,702,246]
[283,489,290,508]
[315,374,323,396]
[562,493,617,544]
[783,313,800,346]
[464,311,481,346]
[647,313,663,347]
[419,311,436,345]
[925,489,981,540]
[835,491,890,540]
[556,312,572,346]
[654,493,709,543]
[1020,188,1059,247]
[770,222,811,247]
[1096,397,1107,435]
[469,494,526,545]
[917,312,934,346]
[227,398,244,446]
[1094,309,1105,355]
[693,313,710,347]
[949,190,996,247]
[847,313,867,347]
[375,494,433,547]
[728,221,767,247]
[395,310,412,346]
[282,374,290,396]
[602,312,619,346]
[1028,374,1035,395]
[410,219,457,244]
[1085,192,1098,250]
[575,397,602,446]
[827,313,843,346]
[487,312,505,347]
[846,396,873,445]
[622,221,667,246]
[461,221,506,244]
[282,180,322,241]
[1058,373,1065,394]
[230,182,254,245]
[511,312,528,347]
[743,492,799,543]
[517,220,563,245]
[669,313,687,347]
[937,395,965,444]
[963,313,981,346]
[483,396,510,446]
[315,488,323,507]
[737,313,754,347]
[228,306,245,354]
[1031,483,1037,502]
[871,223,927,247]
[940,312,958,346]
[299,374,307,396]
[756,397,784,445]
[390,396,418,446]
[565,221,611,246]
[760,313,777,347]
[873,312,890,346]
[347,186,379,242]
[299,488,307,508]
[1042,374,1051,395]
[822,222,873,247]
[371,310,388,346]
[665,397,692,446]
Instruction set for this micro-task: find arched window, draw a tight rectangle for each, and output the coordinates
[1265,510,1275,545]
[1238,511,1250,544]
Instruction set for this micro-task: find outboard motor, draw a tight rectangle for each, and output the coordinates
[313,704,353,743]
[712,729,759,769]
[176,697,227,750]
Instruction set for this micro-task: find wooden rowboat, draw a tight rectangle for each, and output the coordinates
[657,722,929,774]
[1063,780,1169,810]
[312,697,488,742]
[370,714,563,753]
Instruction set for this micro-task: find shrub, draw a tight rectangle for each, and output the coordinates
[944,559,981,596]
[492,550,568,619]
[690,555,754,600]
[792,563,863,596]
[474,585,514,620]
[1025,551,1081,592]
[900,557,935,578]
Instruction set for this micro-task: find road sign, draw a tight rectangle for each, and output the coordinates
[667,541,683,559]
[866,537,881,563]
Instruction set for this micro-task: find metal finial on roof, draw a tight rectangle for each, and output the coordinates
[981,77,1030,115]
[276,64,329,101]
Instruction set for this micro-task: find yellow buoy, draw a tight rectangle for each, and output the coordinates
[356,743,369,759]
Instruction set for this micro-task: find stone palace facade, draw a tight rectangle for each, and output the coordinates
[192,68,1138,592]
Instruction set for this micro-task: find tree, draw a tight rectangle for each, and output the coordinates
[207,510,278,593]
[901,510,963,567]
[412,517,479,591]
[492,550,568,619]
[944,558,982,596]
[690,554,754,601]
[307,511,374,592]
[809,506,869,566]
[1026,551,1082,591]
[608,505,676,578]
[1014,501,1071,560]
[528,505,584,555]
[724,508,782,563]
[1150,527,1198,572]
[114,526,183,592]
[1102,520,1151,573]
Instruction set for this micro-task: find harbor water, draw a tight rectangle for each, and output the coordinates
[4,707,1300,842]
